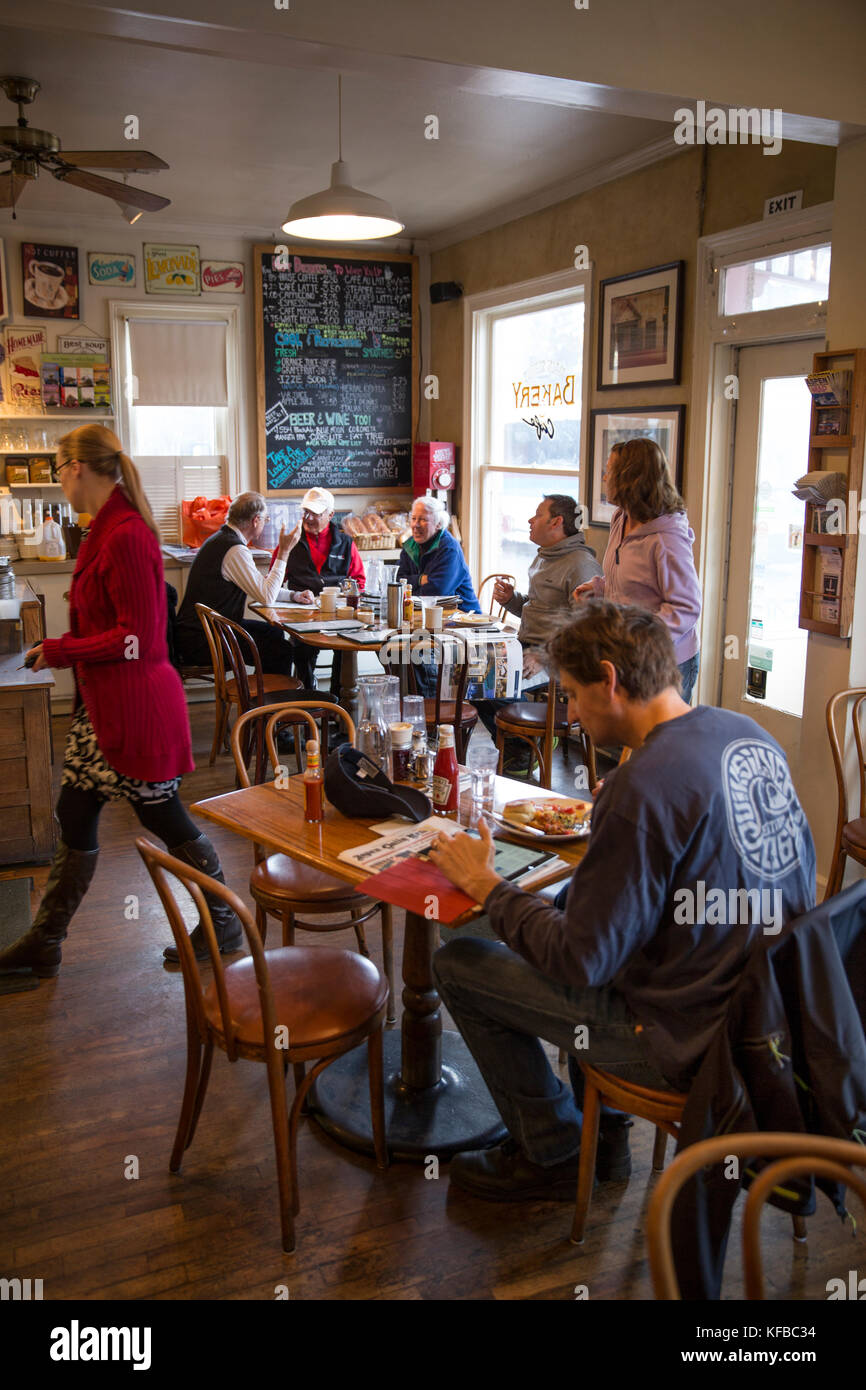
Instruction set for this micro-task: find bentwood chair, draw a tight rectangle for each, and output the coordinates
[385,632,479,762]
[196,604,301,766]
[495,674,596,789]
[230,703,396,1025]
[136,837,388,1253]
[646,1133,866,1299]
[571,1063,808,1250]
[476,573,517,622]
[825,686,866,900]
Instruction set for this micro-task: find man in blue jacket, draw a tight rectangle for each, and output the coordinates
[428,601,816,1199]
[397,496,481,612]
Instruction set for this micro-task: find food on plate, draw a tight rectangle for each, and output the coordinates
[504,800,591,834]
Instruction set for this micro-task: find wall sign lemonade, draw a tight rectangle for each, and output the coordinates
[143,244,201,295]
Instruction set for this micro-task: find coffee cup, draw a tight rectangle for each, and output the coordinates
[336,604,353,620]
[424,605,443,631]
[319,587,338,614]
[30,260,64,304]
[357,607,374,625]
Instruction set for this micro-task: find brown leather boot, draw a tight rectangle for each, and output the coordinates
[0,842,99,978]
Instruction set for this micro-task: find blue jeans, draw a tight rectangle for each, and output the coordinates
[678,653,700,704]
[433,935,670,1166]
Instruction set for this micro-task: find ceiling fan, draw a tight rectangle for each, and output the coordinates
[0,75,171,218]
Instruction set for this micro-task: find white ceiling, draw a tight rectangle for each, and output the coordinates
[0,20,676,243]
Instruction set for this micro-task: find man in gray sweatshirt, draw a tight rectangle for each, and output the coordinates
[474,494,601,773]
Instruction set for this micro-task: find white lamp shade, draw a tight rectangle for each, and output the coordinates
[282,160,403,241]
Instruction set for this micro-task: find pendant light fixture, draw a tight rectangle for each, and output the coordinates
[282,76,403,241]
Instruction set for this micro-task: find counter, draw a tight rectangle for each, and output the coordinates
[0,649,56,864]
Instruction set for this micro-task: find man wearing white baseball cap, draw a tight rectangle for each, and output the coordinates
[270,486,366,687]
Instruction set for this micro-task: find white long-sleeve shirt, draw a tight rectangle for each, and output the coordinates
[220,525,294,608]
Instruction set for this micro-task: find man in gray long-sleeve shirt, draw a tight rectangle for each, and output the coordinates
[428,601,814,1202]
[473,494,601,775]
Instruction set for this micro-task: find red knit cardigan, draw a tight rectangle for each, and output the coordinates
[41,486,194,782]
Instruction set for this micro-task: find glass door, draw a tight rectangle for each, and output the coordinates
[720,339,821,773]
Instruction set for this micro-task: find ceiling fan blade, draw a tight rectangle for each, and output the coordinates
[60,150,169,172]
[54,166,170,211]
[0,170,28,207]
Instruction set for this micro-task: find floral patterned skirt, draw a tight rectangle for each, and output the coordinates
[61,706,181,805]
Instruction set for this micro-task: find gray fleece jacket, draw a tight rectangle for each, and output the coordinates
[505,532,602,647]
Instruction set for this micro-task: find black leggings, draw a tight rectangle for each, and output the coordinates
[57,784,202,854]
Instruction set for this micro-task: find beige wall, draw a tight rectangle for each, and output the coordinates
[429,140,836,564]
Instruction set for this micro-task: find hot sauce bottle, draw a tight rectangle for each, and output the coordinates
[402,583,413,625]
[431,724,459,817]
[303,739,324,823]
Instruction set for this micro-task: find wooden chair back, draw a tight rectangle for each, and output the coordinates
[209,609,270,713]
[647,1132,866,1300]
[387,633,474,755]
[477,573,516,620]
[135,836,277,1065]
[230,701,356,792]
[195,602,231,707]
[827,685,866,827]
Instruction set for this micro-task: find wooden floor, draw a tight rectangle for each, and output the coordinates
[0,702,861,1301]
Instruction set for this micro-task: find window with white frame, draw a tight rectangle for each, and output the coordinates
[468,276,589,595]
[112,308,238,543]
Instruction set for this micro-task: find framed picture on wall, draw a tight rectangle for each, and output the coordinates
[20,242,80,319]
[588,405,686,527]
[597,261,683,388]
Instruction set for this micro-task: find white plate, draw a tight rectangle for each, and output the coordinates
[500,799,592,842]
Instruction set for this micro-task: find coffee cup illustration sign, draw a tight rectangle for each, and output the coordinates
[21,243,80,319]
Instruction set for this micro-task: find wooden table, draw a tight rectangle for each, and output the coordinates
[192,774,588,1159]
[253,603,381,721]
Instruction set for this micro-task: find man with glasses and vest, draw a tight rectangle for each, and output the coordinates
[174,491,302,679]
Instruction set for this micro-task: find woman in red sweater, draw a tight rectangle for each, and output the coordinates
[0,424,242,977]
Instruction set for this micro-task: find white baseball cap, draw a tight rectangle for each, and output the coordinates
[301,487,335,515]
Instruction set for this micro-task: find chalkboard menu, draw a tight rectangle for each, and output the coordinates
[255,244,417,494]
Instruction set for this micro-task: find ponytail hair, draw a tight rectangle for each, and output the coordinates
[56,424,160,541]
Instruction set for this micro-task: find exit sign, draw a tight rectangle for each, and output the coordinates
[763,189,803,218]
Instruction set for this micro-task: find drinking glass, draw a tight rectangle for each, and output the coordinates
[468,740,499,808]
[357,679,390,775]
[401,694,426,739]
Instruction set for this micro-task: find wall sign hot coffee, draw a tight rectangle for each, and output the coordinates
[143,243,201,295]
[20,243,80,319]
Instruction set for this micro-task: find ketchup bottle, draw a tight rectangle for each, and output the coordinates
[303,739,324,823]
[431,725,459,817]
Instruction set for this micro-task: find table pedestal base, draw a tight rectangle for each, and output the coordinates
[309,1029,506,1161]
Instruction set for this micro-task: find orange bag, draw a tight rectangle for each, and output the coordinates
[181,495,231,548]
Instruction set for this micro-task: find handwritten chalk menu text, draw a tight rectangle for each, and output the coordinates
[255,245,417,494]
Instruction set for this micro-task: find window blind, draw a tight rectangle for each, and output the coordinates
[127,319,228,406]
[136,455,226,544]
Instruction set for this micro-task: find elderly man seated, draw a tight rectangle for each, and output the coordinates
[174,490,301,679]
[397,495,481,612]
[271,486,366,689]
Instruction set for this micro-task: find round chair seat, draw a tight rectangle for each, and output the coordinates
[496,701,571,732]
[225,673,303,706]
[203,946,388,1050]
[841,818,866,854]
[250,854,371,911]
[423,699,478,725]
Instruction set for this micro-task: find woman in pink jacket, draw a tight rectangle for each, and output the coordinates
[575,438,701,700]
